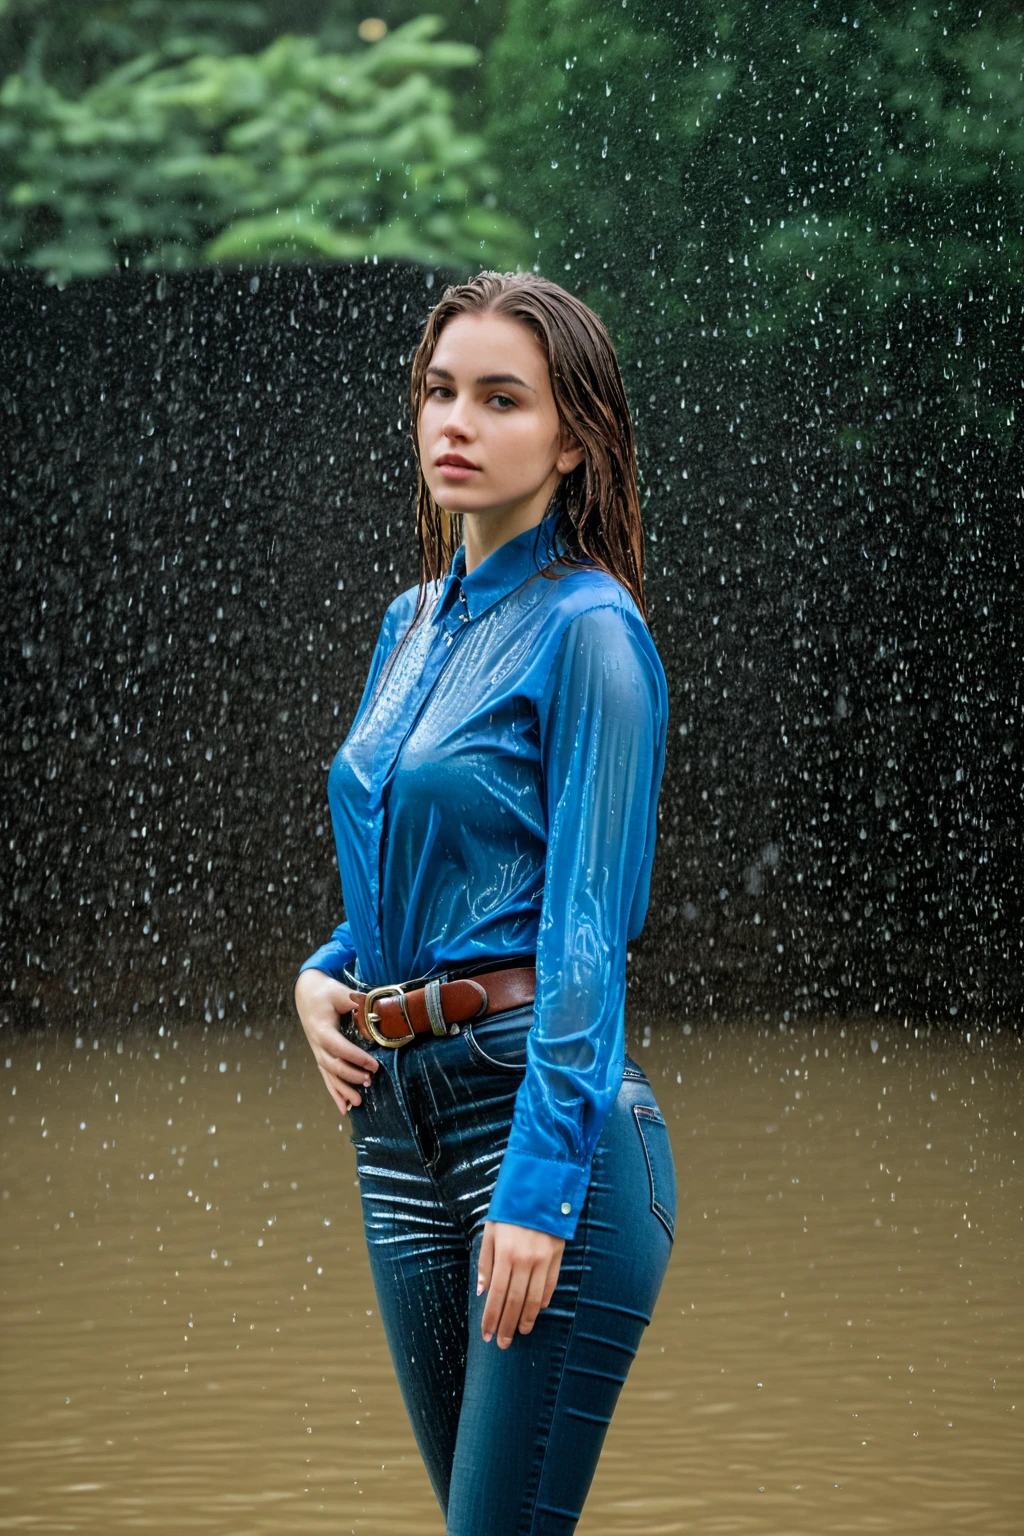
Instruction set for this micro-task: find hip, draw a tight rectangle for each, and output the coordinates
[348,1005,676,1246]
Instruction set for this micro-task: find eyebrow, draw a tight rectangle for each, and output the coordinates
[426,364,537,394]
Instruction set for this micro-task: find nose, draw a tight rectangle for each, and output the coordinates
[440,396,474,441]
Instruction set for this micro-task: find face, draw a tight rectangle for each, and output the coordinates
[417,311,584,522]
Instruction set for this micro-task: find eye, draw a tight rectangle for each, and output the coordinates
[426,384,453,399]
[489,393,517,410]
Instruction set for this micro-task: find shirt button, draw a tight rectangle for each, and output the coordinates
[560,1201,572,1215]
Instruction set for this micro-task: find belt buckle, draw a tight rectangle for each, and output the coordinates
[362,982,416,1048]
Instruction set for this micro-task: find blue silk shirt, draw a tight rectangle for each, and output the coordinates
[300,509,669,1240]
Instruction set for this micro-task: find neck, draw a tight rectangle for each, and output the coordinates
[460,480,562,575]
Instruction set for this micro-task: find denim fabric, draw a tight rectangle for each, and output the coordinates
[345,1004,676,1536]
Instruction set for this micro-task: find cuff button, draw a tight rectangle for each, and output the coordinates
[560,1201,572,1215]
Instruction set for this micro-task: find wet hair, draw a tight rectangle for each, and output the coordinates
[412,270,646,611]
[369,271,648,706]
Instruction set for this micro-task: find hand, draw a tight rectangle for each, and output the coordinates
[477,1219,565,1349]
[293,969,379,1116]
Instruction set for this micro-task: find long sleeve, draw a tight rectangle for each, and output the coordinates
[486,603,668,1239]
[298,918,358,982]
[297,596,410,983]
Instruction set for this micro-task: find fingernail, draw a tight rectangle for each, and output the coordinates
[363,1077,371,1086]
[476,1277,485,1295]
[483,1332,493,1343]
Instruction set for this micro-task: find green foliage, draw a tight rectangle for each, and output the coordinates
[0,1,284,96]
[487,0,1023,441]
[0,13,527,281]
[0,0,510,117]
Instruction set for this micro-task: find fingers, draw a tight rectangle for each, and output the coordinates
[517,1262,550,1337]
[322,978,355,1013]
[479,1225,566,1348]
[329,1030,378,1073]
[317,1038,378,1110]
[542,1247,563,1310]
[299,1004,378,1085]
[297,972,382,1121]
[295,974,378,1075]
[481,1247,511,1345]
[496,1268,531,1348]
[483,1258,541,1348]
[319,1042,377,1086]
[315,1019,378,1074]
[477,1224,494,1298]
[320,1055,375,1110]
[318,1063,358,1115]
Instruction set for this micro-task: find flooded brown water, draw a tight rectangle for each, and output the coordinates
[2,1018,1021,1534]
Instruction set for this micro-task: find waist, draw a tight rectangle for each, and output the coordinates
[342,951,536,991]
[343,954,537,1049]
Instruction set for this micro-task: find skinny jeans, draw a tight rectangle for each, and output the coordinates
[345,1002,677,1535]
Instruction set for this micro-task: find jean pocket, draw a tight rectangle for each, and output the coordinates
[464,1006,532,1073]
[632,1105,677,1243]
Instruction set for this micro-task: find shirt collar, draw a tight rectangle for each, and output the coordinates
[435,508,565,631]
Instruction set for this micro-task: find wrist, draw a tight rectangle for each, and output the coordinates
[293,966,326,1013]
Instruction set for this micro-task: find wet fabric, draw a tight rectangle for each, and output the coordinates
[346,1009,676,1535]
[300,507,669,1238]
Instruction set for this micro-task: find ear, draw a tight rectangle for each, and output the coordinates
[555,437,586,476]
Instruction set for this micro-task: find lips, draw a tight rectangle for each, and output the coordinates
[436,454,479,470]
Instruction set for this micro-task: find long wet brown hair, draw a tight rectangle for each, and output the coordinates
[371,272,648,701]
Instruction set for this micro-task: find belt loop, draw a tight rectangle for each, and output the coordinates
[424,978,447,1037]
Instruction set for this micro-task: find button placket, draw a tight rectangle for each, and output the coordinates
[442,583,471,638]
[369,598,472,968]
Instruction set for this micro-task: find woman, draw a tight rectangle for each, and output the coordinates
[294,270,675,1535]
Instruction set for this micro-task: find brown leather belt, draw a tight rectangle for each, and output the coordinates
[347,965,536,1048]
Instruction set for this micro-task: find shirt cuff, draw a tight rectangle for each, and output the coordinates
[297,938,357,985]
[486,1149,592,1241]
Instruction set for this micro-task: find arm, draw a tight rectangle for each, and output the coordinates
[478,602,667,1345]
[487,603,669,1239]
[297,919,357,983]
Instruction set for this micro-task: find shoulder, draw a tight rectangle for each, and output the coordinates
[386,583,424,623]
[534,566,668,707]
[541,563,658,659]
[379,581,432,645]
[530,561,640,629]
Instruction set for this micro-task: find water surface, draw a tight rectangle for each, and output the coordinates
[2,1019,1020,1532]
